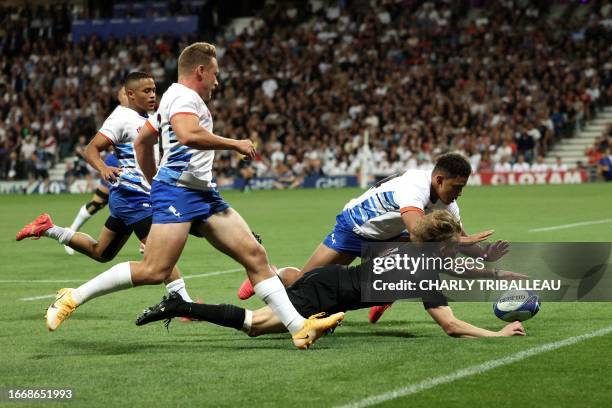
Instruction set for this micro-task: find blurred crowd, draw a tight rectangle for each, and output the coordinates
[1,0,611,187]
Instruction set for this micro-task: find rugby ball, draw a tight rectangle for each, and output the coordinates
[493,290,540,322]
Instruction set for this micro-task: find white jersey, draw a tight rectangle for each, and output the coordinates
[150,83,215,190]
[99,106,151,194]
[340,169,461,240]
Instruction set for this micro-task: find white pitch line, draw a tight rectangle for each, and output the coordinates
[183,268,244,279]
[14,268,245,301]
[19,294,56,301]
[528,218,612,232]
[1,279,85,283]
[335,324,612,408]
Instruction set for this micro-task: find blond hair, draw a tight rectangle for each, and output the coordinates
[178,42,217,76]
[410,210,461,243]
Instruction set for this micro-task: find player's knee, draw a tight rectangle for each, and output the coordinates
[94,255,113,263]
[141,264,172,284]
[90,245,113,263]
[243,242,268,268]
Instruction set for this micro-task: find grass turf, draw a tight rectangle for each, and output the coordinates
[0,183,611,407]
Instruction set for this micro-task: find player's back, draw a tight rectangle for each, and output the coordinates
[153,83,216,190]
[340,169,459,240]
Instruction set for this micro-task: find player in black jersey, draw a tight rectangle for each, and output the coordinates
[137,210,526,338]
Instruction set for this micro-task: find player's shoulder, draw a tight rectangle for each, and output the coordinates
[106,105,126,120]
[397,169,431,187]
[163,83,201,102]
[160,83,204,115]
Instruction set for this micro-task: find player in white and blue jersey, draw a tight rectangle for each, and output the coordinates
[237,153,510,322]
[42,43,344,349]
[17,74,158,261]
[19,74,195,331]
[63,85,128,256]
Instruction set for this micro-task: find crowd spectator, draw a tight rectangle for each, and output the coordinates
[1,1,611,188]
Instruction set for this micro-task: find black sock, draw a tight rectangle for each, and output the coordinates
[180,303,246,330]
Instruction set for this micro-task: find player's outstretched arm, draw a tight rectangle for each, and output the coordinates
[171,114,256,159]
[426,306,525,338]
[134,123,158,184]
[85,134,121,183]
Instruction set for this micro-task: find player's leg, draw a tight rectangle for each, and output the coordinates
[139,264,348,337]
[302,244,356,273]
[194,207,344,348]
[135,295,293,337]
[130,217,193,303]
[64,184,109,255]
[70,185,109,231]
[276,267,302,287]
[136,292,256,332]
[236,230,356,299]
[45,222,191,331]
[16,212,127,263]
[67,216,131,262]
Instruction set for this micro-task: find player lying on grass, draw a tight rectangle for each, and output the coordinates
[63,87,128,256]
[137,210,526,339]
[236,153,511,324]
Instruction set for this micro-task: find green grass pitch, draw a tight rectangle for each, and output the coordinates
[0,183,611,407]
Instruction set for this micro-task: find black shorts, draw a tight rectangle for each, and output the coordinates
[104,215,152,241]
[286,263,448,317]
[35,168,49,179]
[286,264,383,317]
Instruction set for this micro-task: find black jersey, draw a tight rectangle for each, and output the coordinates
[286,262,447,317]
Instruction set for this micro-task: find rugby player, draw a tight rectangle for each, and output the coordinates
[40,43,343,349]
[63,87,128,255]
[17,73,194,331]
[237,153,510,323]
[138,211,525,339]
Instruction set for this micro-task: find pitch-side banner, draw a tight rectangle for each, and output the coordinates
[360,242,612,302]
[469,170,588,186]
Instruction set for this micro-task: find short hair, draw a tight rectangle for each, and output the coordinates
[124,71,153,89]
[433,153,471,178]
[178,42,217,76]
[410,210,461,243]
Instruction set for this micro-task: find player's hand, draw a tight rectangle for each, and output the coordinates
[100,165,122,183]
[498,321,526,337]
[234,139,256,160]
[484,240,510,262]
[497,270,529,280]
[458,230,494,245]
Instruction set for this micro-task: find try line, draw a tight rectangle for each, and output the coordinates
[336,324,612,408]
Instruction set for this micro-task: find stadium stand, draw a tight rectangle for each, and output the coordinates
[0,0,610,190]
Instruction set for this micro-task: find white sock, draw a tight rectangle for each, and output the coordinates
[43,225,75,245]
[241,309,253,333]
[70,205,92,231]
[72,262,133,305]
[165,278,193,302]
[254,276,305,334]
